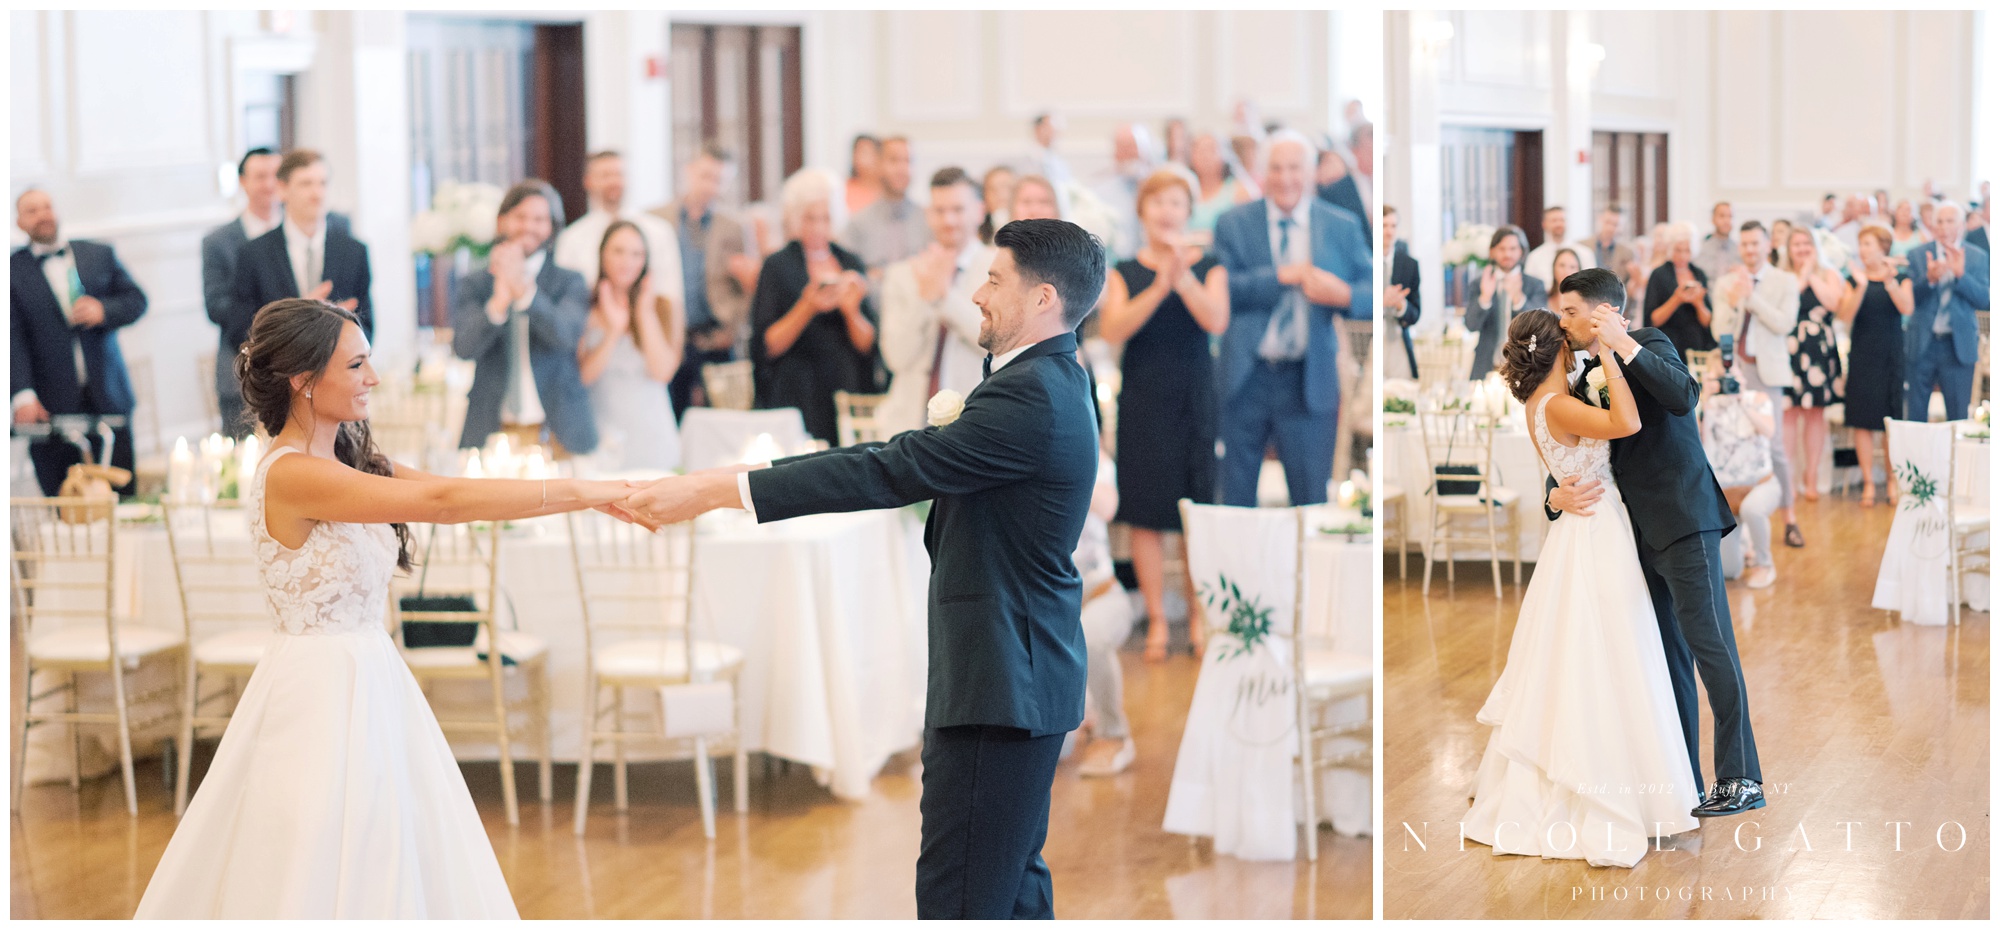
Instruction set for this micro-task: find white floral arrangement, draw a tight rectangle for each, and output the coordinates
[1438,222,1497,270]
[409,181,506,257]
[1056,181,1122,254]
[927,389,965,427]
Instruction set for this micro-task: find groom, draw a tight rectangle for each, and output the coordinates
[622,218,1103,918]
[1544,267,1765,817]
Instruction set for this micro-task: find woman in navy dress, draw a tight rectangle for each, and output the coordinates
[1097,169,1230,662]
[1835,226,1914,506]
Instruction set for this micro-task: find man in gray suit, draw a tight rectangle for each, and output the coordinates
[201,148,282,438]
[651,144,760,417]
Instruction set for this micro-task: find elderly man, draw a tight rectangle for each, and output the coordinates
[1904,202,1991,421]
[877,168,994,435]
[553,150,683,301]
[11,188,148,496]
[1092,124,1154,260]
[1210,131,1373,506]
[1694,201,1741,283]
[1831,193,1871,257]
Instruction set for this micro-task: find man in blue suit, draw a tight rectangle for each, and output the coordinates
[621,219,1103,919]
[1212,130,1374,506]
[11,188,147,496]
[201,148,282,438]
[1904,202,1990,422]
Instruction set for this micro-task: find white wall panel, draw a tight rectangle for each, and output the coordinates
[69,12,213,176]
[997,11,1197,118]
[1712,11,1774,190]
[887,11,982,122]
[1777,11,1897,190]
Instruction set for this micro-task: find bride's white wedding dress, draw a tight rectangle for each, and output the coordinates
[1462,394,1699,869]
[134,447,518,918]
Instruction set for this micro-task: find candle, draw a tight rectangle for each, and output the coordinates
[464,450,485,479]
[169,436,193,502]
[740,432,784,465]
[1337,480,1356,509]
[523,447,548,480]
[236,434,262,493]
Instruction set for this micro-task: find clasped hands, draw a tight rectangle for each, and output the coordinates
[1278,261,1348,305]
[594,464,760,532]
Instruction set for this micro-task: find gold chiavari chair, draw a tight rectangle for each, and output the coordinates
[160,499,273,815]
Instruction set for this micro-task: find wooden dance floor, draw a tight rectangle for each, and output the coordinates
[10,641,1368,919]
[1383,495,1990,919]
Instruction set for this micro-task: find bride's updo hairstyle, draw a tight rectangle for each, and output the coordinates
[235,298,412,570]
[1494,308,1569,403]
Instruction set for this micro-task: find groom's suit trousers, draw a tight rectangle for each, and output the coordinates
[917,724,1066,919]
[1636,529,1762,789]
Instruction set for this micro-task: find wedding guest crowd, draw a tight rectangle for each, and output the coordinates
[1395,178,1988,579]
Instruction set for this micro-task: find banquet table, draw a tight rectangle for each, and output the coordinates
[23,505,933,801]
[1382,414,1547,565]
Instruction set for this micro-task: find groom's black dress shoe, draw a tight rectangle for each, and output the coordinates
[1692,778,1765,817]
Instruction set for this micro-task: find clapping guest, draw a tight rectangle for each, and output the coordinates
[977,165,1016,246]
[1464,225,1543,378]
[554,151,683,307]
[750,169,877,444]
[578,221,683,471]
[1832,194,1869,257]
[1699,373,1779,589]
[1834,226,1913,506]
[1643,223,1716,358]
[845,134,884,218]
[1212,131,1372,508]
[11,188,146,496]
[1588,204,1636,275]
[1188,132,1254,237]
[1769,218,1794,270]
[202,148,282,438]
[1888,199,1929,260]
[1710,222,1804,548]
[453,180,597,456]
[841,135,930,283]
[1100,169,1229,662]
[1814,193,1840,230]
[230,150,375,376]
[651,144,759,417]
[1781,226,1846,500]
[1030,113,1072,188]
[1904,202,1990,422]
[1383,205,1420,380]
[878,168,993,435]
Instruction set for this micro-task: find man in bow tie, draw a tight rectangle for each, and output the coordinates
[622,219,1103,919]
[11,188,148,496]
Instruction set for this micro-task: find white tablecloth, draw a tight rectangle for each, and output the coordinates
[24,506,932,801]
[1382,419,1547,563]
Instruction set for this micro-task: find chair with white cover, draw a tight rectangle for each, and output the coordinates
[1167,501,1372,862]
[1873,419,1988,625]
[389,521,552,826]
[679,406,810,472]
[11,497,184,815]
[160,499,273,816]
[568,510,747,838]
[1416,407,1522,598]
[701,359,755,411]
[834,391,893,446]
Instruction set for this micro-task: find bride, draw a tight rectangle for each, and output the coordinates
[135,299,640,918]
[1460,307,1699,869]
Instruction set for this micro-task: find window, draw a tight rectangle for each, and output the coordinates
[1438,126,1543,304]
[1593,131,1669,238]
[671,24,804,207]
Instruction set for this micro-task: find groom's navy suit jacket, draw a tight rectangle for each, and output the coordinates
[746,332,1097,736]
[1545,327,1734,549]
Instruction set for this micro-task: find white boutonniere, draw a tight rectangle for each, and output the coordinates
[1583,366,1609,408]
[927,389,965,427]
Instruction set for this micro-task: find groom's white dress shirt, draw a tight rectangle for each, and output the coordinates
[736,340,1032,518]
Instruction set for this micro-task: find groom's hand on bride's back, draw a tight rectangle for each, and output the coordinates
[1548,474,1603,517]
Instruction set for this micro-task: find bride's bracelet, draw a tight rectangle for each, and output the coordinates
[540,479,548,508]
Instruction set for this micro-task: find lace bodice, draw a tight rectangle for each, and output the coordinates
[248,447,399,635]
[1533,394,1614,487]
